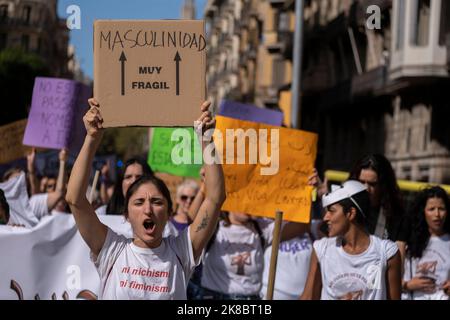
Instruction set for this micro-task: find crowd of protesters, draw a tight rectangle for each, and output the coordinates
[0,98,449,300]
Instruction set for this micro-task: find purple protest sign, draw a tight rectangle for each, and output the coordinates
[23,77,91,154]
[218,100,284,126]
[68,83,91,154]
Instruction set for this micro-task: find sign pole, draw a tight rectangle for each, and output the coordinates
[89,170,100,204]
[266,210,283,300]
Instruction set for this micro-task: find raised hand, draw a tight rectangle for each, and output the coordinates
[26,148,36,173]
[308,168,328,199]
[195,101,214,134]
[59,148,68,162]
[84,98,104,138]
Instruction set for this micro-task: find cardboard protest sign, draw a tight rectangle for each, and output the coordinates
[93,20,206,127]
[148,127,202,178]
[214,116,318,223]
[22,77,91,153]
[218,100,284,126]
[0,119,30,164]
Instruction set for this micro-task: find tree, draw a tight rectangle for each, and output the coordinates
[98,127,149,160]
[0,48,49,126]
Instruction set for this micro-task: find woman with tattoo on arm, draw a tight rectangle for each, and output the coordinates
[65,99,225,299]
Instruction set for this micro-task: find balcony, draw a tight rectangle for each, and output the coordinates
[389,0,448,79]
[351,66,388,96]
[0,17,46,30]
[269,0,288,8]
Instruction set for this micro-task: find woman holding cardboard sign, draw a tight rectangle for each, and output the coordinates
[66,98,225,300]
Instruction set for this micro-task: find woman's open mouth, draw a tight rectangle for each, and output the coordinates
[143,219,155,233]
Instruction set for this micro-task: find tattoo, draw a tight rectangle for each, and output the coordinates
[195,211,209,232]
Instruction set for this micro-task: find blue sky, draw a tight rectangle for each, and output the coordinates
[57,0,207,80]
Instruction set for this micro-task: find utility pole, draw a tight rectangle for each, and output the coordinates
[291,0,304,129]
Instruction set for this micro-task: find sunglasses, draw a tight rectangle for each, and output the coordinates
[180,195,195,202]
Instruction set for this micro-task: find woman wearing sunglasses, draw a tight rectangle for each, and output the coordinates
[168,179,201,234]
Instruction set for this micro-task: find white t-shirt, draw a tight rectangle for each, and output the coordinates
[314,235,398,300]
[29,194,49,220]
[0,172,39,228]
[201,219,274,296]
[95,205,107,216]
[403,234,450,300]
[260,233,313,300]
[92,226,201,300]
[163,220,181,238]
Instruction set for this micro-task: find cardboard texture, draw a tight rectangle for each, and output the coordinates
[22,77,91,154]
[94,20,206,127]
[214,116,318,223]
[0,119,30,165]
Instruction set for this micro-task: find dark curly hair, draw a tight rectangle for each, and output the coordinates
[407,186,450,258]
[106,157,154,215]
[0,188,10,224]
[349,154,404,219]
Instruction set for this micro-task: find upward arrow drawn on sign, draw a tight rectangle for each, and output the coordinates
[119,51,127,96]
[174,51,182,96]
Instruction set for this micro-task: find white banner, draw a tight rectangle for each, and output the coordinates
[0,214,132,300]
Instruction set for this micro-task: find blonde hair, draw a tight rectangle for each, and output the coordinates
[176,179,199,198]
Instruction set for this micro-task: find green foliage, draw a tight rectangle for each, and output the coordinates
[98,127,149,160]
[0,48,49,125]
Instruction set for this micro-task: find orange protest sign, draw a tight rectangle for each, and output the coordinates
[214,116,317,223]
[0,119,30,164]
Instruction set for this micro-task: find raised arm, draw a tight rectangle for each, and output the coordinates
[386,251,402,300]
[299,249,322,300]
[187,167,205,223]
[65,99,107,256]
[26,148,39,196]
[189,102,226,261]
[47,148,67,211]
[99,162,111,205]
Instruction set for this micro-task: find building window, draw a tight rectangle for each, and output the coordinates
[406,127,412,153]
[396,0,406,50]
[419,165,430,182]
[0,33,7,49]
[277,12,290,32]
[402,166,411,180]
[411,0,430,46]
[22,5,31,24]
[0,4,8,21]
[21,34,29,51]
[272,58,285,87]
[423,123,429,151]
[439,0,450,46]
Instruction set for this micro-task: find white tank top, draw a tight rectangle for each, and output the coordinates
[314,235,398,300]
